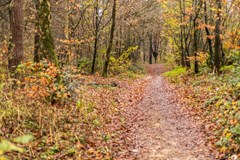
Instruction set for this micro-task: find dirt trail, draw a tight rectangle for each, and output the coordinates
[129,64,213,160]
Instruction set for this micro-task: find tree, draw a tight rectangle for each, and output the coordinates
[204,0,213,67]
[214,0,222,74]
[8,0,24,72]
[103,0,117,78]
[179,0,186,67]
[153,32,159,63]
[35,0,58,67]
[192,0,203,74]
[149,33,153,64]
[34,0,40,63]
[91,0,110,74]
[91,0,100,74]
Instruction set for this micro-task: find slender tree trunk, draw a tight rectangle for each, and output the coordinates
[103,0,117,78]
[214,0,222,74]
[204,1,213,66]
[91,37,98,74]
[149,33,153,64]
[34,0,40,63]
[153,33,158,63]
[183,0,191,68]
[119,25,122,56]
[8,0,24,72]
[116,28,119,57]
[91,0,99,74]
[179,0,186,67]
[193,0,202,73]
[143,39,146,63]
[193,18,199,74]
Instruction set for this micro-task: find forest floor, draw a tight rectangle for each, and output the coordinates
[2,63,238,159]
[126,64,214,160]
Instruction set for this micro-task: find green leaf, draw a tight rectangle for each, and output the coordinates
[0,140,24,154]
[13,135,34,144]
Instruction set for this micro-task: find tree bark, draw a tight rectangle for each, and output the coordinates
[193,0,202,74]
[214,0,222,74]
[204,1,213,67]
[149,33,153,64]
[103,0,117,78]
[143,39,146,63]
[8,0,24,72]
[37,0,58,67]
[153,33,158,63]
[34,0,40,63]
[91,0,99,74]
[179,0,186,67]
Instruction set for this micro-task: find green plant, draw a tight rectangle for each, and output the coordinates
[109,46,138,75]
[0,135,34,160]
[77,57,92,73]
[220,65,235,73]
[163,67,186,78]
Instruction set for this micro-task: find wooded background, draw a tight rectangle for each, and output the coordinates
[0,0,239,76]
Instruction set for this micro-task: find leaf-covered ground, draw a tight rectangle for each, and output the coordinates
[125,64,214,160]
[164,65,240,159]
[1,64,239,159]
[0,73,148,159]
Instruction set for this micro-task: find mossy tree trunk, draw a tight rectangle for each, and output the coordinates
[34,0,58,67]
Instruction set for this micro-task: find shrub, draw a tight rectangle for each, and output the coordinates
[16,60,70,104]
[77,57,92,74]
[109,46,138,75]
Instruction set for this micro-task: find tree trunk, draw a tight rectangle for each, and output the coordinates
[204,1,213,67]
[8,0,24,72]
[91,0,99,74]
[37,0,58,67]
[34,0,40,63]
[102,0,117,78]
[214,0,222,74]
[153,33,158,63]
[149,33,153,64]
[193,0,202,74]
[193,17,199,73]
[119,25,123,56]
[179,0,186,67]
[183,0,191,68]
[143,39,146,63]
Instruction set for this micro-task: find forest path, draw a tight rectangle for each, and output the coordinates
[129,64,213,160]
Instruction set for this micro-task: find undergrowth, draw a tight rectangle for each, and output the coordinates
[163,66,186,83]
[164,64,240,159]
[0,61,147,159]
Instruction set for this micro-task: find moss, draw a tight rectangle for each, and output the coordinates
[38,0,59,67]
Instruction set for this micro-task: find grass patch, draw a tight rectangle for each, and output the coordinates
[220,65,235,73]
[163,66,186,78]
